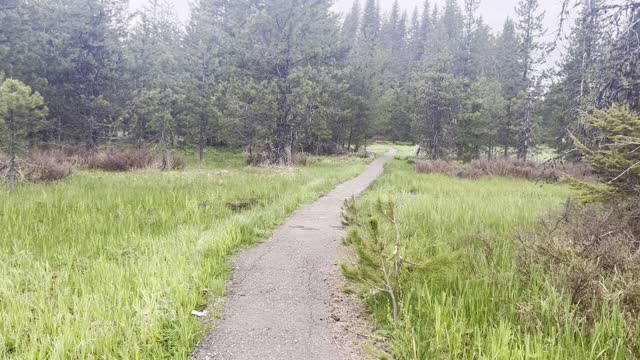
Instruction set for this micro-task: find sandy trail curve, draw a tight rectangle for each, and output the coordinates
[190,150,395,360]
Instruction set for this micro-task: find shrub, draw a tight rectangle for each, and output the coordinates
[0,152,8,173]
[155,152,187,170]
[518,199,640,320]
[86,148,154,172]
[416,158,591,182]
[26,150,73,182]
[292,152,314,166]
[166,155,186,170]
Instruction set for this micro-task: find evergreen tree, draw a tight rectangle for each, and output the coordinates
[230,0,341,165]
[0,78,47,192]
[495,19,521,158]
[415,71,464,159]
[360,0,380,50]
[184,0,228,161]
[341,0,361,51]
[515,0,546,160]
[457,78,506,161]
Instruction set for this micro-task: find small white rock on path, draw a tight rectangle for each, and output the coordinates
[189,150,396,360]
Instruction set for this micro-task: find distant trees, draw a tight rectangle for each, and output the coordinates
[1,0,639,167]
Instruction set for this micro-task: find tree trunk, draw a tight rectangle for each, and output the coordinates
[199,112,206,163]
[9,154,16,193]
[7,110,16,193]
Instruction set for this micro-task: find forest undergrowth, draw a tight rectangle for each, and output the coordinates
[342,159,636,359]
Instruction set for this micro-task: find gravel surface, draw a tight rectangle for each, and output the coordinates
[189,151,395,360]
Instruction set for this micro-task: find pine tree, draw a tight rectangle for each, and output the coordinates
[495,19,521,158]
[0,78,48,192]
[415,0,431,60]
[407,6,422,61]
[341,0,361,51]
[515,0,546,160]
[127,0,182,145]
[380,0,400,51]
[457,78,506,161]
[231,0,341,165]
[184,0,228,161]
[567,104,640,202]
[462,0,480,80]
[415,71,464,159]
[360,0,380,50]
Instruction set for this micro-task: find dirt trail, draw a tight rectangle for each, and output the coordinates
[190,150,395,360]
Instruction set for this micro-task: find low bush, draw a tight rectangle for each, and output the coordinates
[0,152,8,173]
[416,158,591,182]
[0,149,72,184]
[518,199,640,352]
[86,148,154,171]
[26,150,73,182]
[162,154,186,170]
[292,152,314,166]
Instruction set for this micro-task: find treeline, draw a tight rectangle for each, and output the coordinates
[0,0,639,165]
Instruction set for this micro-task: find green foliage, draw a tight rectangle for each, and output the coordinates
[414,70,464,159]
[343,159,634,359]
[0,150,368,358]
[568,104,640,201]
[0,78,48,152]
[457,78,507,161]
[342,196,461,327]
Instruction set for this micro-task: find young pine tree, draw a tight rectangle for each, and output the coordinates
[0,78,48,192]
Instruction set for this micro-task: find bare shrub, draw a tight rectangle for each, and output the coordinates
[86,148,154,172]
[166,155,186,170]
[0,152,8,173]
[155,153,187,170]
[312,143,345,155]
[518,199,640,316]
[416,159,591,182]
[0,149,72,184]
[292,152,314,166]
[26,150,72,182]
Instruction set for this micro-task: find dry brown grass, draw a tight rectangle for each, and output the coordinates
[416,159,591,182]
[2,146,187,188]
[26,149,73,182]
[85,148,155,171]
[0,152,8,173]
[292,152,315,166]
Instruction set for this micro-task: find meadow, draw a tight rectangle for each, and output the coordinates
[345,159,632,359]
[0,148,368,359]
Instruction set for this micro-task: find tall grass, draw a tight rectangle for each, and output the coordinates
[345,160,631,359]
[0,149,368,359]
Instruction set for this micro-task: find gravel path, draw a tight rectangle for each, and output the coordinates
[189,151,395,360]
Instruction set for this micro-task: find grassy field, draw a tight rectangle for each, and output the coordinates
[344,159,630,359]
[366,141,557,162]
[0,148,368,359]
[366,141,416,159]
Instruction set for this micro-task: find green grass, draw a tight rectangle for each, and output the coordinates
[367,141,416,159]
[0,149,368,359]
[346,160,629,359]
